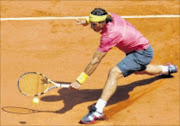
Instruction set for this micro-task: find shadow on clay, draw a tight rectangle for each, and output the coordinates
[2,75,173,115]
[41,75,173,114]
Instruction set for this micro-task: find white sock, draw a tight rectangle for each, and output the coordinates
[95,99,107,113]
[160,65,169,75]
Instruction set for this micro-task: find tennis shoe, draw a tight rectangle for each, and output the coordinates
[79,105,105,124]
[165,63,178,75]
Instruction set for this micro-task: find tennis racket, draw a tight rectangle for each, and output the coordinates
[18,72,70,96]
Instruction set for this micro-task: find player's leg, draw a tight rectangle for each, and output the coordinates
[80,51,142,124]
[135,64,178,75]
[80,66,123,124]
[100,66,123,101]
[133,46,177,75]
[135,65,162,75]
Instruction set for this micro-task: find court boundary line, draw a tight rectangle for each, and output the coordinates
[0,15,180,21]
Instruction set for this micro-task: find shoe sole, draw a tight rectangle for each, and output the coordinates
[79,115,106,124]
[165,63,178,74]
[169,65,178,74]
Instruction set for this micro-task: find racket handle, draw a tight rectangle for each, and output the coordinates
[49,80,70,88]
[60,84,70,88]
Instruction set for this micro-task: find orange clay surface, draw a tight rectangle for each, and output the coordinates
[1,1,179,125]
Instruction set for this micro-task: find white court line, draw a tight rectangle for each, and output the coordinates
[0,15,180,21]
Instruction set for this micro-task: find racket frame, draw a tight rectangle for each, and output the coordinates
[18,72,70,96]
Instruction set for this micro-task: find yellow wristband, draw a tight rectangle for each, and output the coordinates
[76,72,89,85]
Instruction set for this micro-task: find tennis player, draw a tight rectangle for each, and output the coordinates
[70,8,178,124]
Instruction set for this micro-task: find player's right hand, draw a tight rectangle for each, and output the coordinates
[70,81,81,90]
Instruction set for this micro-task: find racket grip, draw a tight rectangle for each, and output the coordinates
[60,84,70,88]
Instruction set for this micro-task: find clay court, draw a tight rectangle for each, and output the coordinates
[1,0,179,125]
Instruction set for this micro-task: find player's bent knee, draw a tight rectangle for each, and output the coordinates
[109,66,123,78]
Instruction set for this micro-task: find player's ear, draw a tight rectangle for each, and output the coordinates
[99,21,105,24]
[101,21,106,26]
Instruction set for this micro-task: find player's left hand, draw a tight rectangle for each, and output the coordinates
[70,81,81,90]
[76,19,88,26]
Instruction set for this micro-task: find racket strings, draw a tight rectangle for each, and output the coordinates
[36,75,39,95]
[18,73,49,96]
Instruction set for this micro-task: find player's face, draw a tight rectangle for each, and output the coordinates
[90,21,106,32]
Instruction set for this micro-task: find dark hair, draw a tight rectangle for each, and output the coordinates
[90,8,113,23]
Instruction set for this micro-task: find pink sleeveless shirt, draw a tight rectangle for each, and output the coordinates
[98,13,150,54]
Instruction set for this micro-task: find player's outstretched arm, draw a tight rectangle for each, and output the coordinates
[70,50,107,89]
[84,50,107,75]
